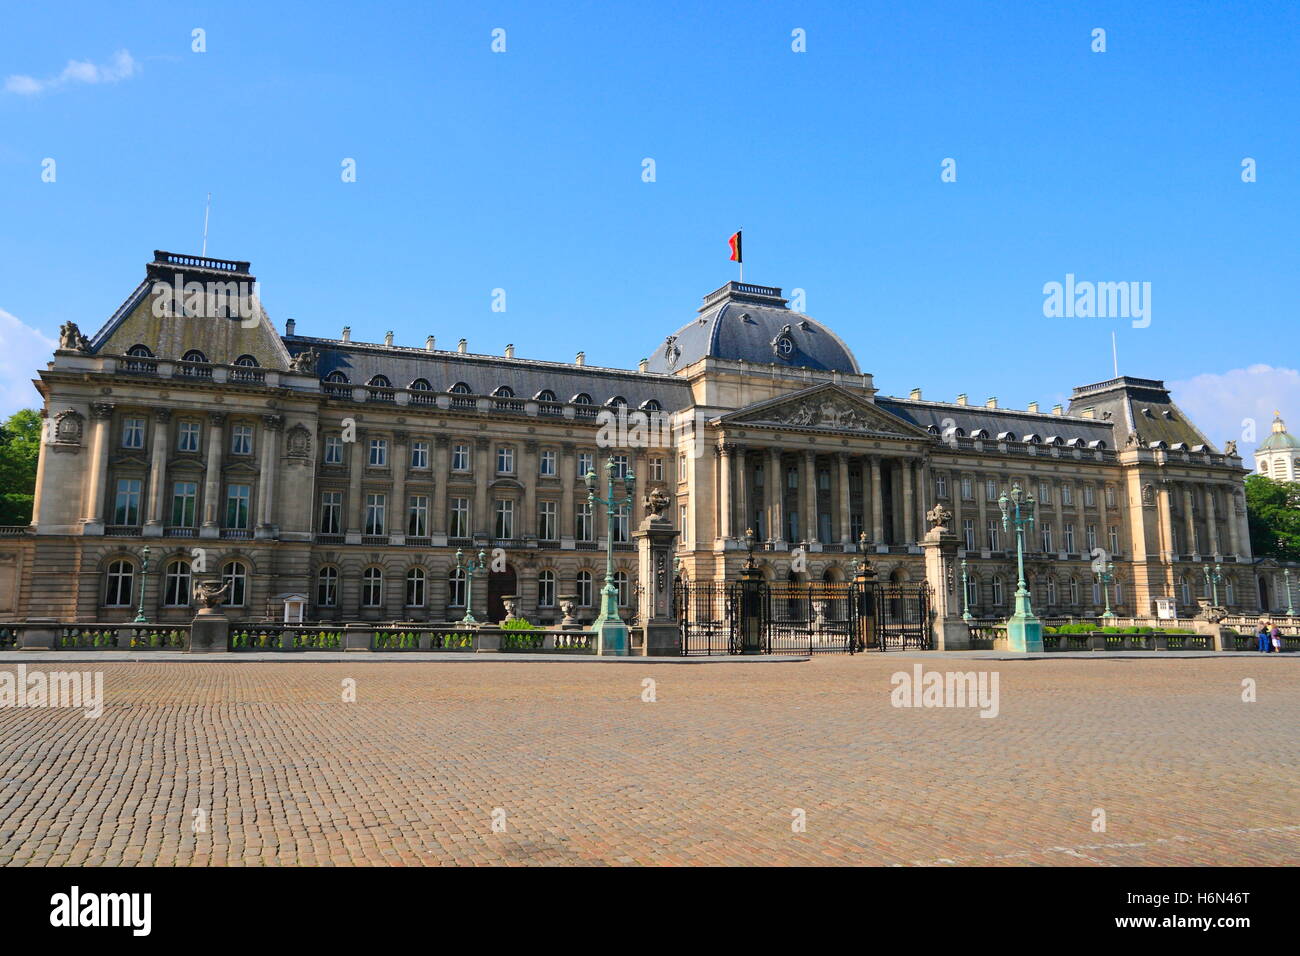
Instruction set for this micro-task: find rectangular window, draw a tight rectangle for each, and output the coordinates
[178,421,201,453]
[225,484,251,529]
[1064,524,1076,552]
[113,478,142,525]
[1086,524,1097,552]
[1039,482,1051,504]
[408,495,428,537]
[649,458,664,482]
[612,503,629,543]
[935,474,948,498]
[817,469,830,491]
[578,452,594,478]
[497,446,515,474]
[678,504,688,543]
[494,499,514,539]
[961,477,973,500]
[539,449,557,476]
[677,454,686,479]
[1041,526,1053,552]
[787,468,798,490]
[122,417,145,450]
[452,444,470,472]
[963,518,975,552]
[986,520,999,551]
[364,493,386,535]
[368,438,388,467]
[538,500,557,540]
[170,481,197,527]
[985,479,998,502]
[611,455,629,479]
[787,511,799,542]
[410,441,429,469]
[1062,484,1073,506]
[324,435,343,465]
[577,501,594,541]
[1105,486,1116,508]
[319,491,342,534]
[1109,526,1119,555]
[230,424,253,456]
[1084,485,1095,507]
[449,497,469,538]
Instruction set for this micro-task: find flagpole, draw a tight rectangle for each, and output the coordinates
[738,225,743,283]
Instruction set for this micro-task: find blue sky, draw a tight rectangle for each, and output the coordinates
[1,0,1297,455]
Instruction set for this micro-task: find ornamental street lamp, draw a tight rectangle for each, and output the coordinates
[960,557,973,622]
[743,527,758,571]
[1203,562,1224,607]
[998,484,1043,652]
[133,546,151,623]
[455,548,488,625]
[1095,560,1116,620]
[1284,567,1295,617]
[586,457,636,653]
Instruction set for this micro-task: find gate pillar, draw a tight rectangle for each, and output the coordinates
[852,551,877,651]
[634,491,680,656]
[920,506,970,650]
[739,562,764,653]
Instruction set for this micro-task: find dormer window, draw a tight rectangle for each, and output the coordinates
[368,375,391,388]
[449,382,472,394]
[492,385,515,398]
[1024,434,1042,444]
[572,393,593,405]
[606,396,628,408]
[325,371,349,384]
[127,345,153,358]
[182,349,208,364]
[409,378,432,390]
[640,399,662,412]
[535,389,557,402]
[234,354,259,367]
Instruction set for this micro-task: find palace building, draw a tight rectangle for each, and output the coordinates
[0,250,1282,624]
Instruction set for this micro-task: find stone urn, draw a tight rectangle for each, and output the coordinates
[500,594,520,624]
[559,595,579,628]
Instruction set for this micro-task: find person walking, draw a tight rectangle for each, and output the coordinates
[1272,623,1284,654]
[1257,622,1271,653]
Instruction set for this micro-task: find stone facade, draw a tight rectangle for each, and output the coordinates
[0,251,1272,624]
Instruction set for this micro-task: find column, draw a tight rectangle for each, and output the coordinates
[1097,482,1110,558]
[258,415,283,535]
[345,428,364,541]
[83,403,114,529]
[1183,485,1197,557]
[837,452,851,544]
[523,440,538,542]
[869,456,884,544]
[560,442,576,548]
[631,450,646,530]
[802,450,816,546]
[432,436,449,541]
[975,473,988,551]
[951,470,964,550]
[900,458,914,544]
[1157,483,1175,562]
[1225,484,1240,557]
[144,409,170,535]
[474,437,489,538]
[200,412,225,538]
[916,458,930,537]
[390,430,408,542]
[768,447,783,546]
[733,447,749,538]
[1205,483,1220,556]
[717,443,733,543]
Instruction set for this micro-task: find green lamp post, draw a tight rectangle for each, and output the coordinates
[586,456,636,654]
[1284,567,1295,617]
[998,484,1043,652]
[455,547,487,625]
[1095,560,1116,620]
[960,557,973,622]
[1203,562,1223,607]
[133,545,151,623]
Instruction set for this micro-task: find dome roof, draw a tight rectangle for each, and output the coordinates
[1258,414,1299,451]
[647,282,860,374]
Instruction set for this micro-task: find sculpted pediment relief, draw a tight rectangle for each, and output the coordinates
[727,389,919,436]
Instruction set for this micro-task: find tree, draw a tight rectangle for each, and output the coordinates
[1245,474,1300,562]
[0,408,41,525]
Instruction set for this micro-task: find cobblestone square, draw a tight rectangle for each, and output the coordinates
[0,656,1296,866]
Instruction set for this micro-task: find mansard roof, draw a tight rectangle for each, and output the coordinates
[1066,377,1218,452]
[879,398,1115,446]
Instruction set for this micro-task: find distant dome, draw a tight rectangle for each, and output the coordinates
[648,282,860,375]
[1258,413,1300,451]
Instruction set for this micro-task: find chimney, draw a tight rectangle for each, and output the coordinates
[384,331,394,346]
[457,338,468,354]
[956,393,968,406]
[425,335,435,351]
[1080,406,1095,419]
[909,387,922,400]
[575,351,586,366]
[1052,403,1064,416]
[285,318,296,336]
[638,358,648,373]
[1027,401,1039,414]
[504,344,515,359]
[341,326,351,343]
[985,396,998,409]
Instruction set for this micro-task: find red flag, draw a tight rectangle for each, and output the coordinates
[728,230,742,263]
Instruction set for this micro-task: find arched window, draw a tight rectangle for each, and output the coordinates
[317,566,339,607]
[104,559,135,606]
[972,429,989,440]
[606,396,628,408]
[367,375,391,388]
[641,399,662,412]
[448,567,466,607]
[234,354,259,367]
[409,378,432,390]
[538,570,556,608]
[492,385,515,398]
[361,567,383,608]
[182,349,208,364]
[535,389,557,402]
[126,345,153,358]
[576,570,593,607]
[449,382,472,394]
[405,567,426,607]
[163,559,192,607]
[1023,434,1041,445]
[222,560,248,607]
[325,370,349,384]
[571,393,593,405]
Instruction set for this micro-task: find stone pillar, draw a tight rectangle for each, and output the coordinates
[633,499,680,656]
[802,450,817,548]
[200,412,225,538]
[1183,485,1197,557]
[900,459,914,545]
[189,583,232,653]
[869,455,884,544]
[523,440,538,544]
[345,427,364,543]
[1234,490,1252,560]
[1205,484,1220,556]
[837,452,851,545]
[560,442,576,548]
[388,430,408,543]
[1225,484,1241,557]
[82,403,115,532]
[768,447,783,547]
[257,414,282,538]
[921,518,970,650]
[1157,483,1175,562]
[915,458,930,543]
[717,442,733,544]
[473,437,489,540]
[734,447,749,539]
[432,436,449,545]
[143,409,171,536]
[1097,483,1110,557]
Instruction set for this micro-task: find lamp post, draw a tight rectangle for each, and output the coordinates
[133,546,151,623]
[960,557,973,622]
[1203,562,1223,608]
[586,456,636,653]
[1095,560,1116,620]
[998,484,1043,651]
[455,548,487,625]
[1285,567,1295,617]
[742,527,758,572]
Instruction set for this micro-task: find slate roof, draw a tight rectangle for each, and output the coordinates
[645,282,860,374]
[878,398,1115,445]
[1066,377,1218,451]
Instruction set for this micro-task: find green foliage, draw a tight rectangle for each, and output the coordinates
[501,617,536,630]
[1245,475,1300,561]
[0,409,40,524]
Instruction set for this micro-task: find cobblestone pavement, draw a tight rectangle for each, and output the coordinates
[0,657,1295,866]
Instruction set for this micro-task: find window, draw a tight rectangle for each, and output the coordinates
[113,478,142,525]
[677,454,686,478]
[1039,482,1051,504]
[1105,486,1116,508]
[222,561,247,606]
[649,458,664,482]
[324,435,343,465]
[1084,485,1095,507]
[1045,578,1057,605]
[538,500,557,540]
[182,349,208,364]
[450,382,472,395]
[452,444,470,472]
[1109,526,1120,555]
[449,497,469,538]
[170,481,198,527]
[611,455,629,479]
[962,519,975,551]
[787,467,798,490]
[319,491,342,534]
[1064,524,1076,553]
[122,417,145,449]
[1084,524,1096,552]
[448,568,466,607]
[678,504,688,543]
[1061,484,1073,506]
[611,503,629,543]
[1180,578,1191,605]
[1114,581,1124,605]
[1040,526,1053,552]
[408,496,429,536]
[234,355,259,368]
[493,385,514,398]
[163,560,191,607]
[312,566,337,607]
[1226,579,1236,605]
[225,485,251,529]
[614,571,629,607]
[539,449,557,476]
[578,452,594,478]
[410,441,429,469]
[104,560,134,606]
[535,389,557,403]
[985,479,998,502]
[935,474,947,498]
[961,477,973,500]
[992,576,1005,606]
[577,502,593,541]
[325,371,349,384]
[965,575,978,610]
[538,570,556,608]
[230,423,253,456]
[818,469,830,491]
[368,438,388,467]
[405,568,426,607]
[787,511,799,543]
[1092,580,1102,604]
[1069,577,1080,605]
[365,494,386,535]
[497,445,515,474]
[362,567,383,607]
[494,499,514,539]
[986,520,999,551]
[178,421,201,453]
[577,570,593,607]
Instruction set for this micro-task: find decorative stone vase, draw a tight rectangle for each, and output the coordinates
[559,595,578,628]
[500,595,520,623]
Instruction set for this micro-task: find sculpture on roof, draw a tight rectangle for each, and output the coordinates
[58,321,90,352]
[1224,439,1238,456]
[290,347,318,374]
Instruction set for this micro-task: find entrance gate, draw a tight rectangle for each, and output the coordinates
[673,578,931,655]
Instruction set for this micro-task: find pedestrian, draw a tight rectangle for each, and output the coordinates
[1272,624,1284,654]
[1257,622,1271,653]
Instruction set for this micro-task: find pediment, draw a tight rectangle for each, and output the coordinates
[720,384,932,439]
